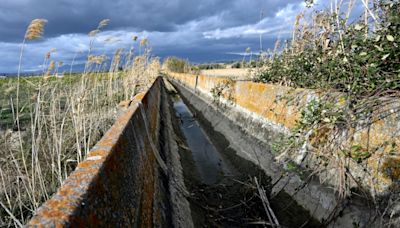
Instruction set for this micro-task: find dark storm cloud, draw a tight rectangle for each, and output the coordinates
[0,0,299,42]
[0,0,310,73]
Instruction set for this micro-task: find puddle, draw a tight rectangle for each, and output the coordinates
[173,98,235,185]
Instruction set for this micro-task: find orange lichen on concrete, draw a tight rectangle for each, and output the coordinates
[169,72,306,129]
[87,149,108,158]
[168,72,400,194]
[234,81,304,129]
[169,72,197,88]
[134,92,146,101]
[27,77,166,227]
[354,119,400,153]
[118,92,147,108]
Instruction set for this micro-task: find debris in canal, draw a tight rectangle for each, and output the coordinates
[171,94,322,227]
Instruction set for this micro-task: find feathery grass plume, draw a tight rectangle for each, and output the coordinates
[85,19,111,73]
[88,55,106,65]
[48,60,55,71]
[45,60,56,76]
[19,18,48,77]
[110,49,123,72]
[15,18,48,172]
[292,12,304,51]
[25,19,47,40]
[88,29,100,37]
[88,55,96,63]
[273,39,281,57]
[42,48,56,74]
[132,35,138,41]
[140,38,148,47]
[113,49,123,64]
[98,19,110,29]
[89,19,110,37]
[45,48,56,60]
[139,38,148,56]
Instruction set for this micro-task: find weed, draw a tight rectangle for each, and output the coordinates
[210,79,235,104]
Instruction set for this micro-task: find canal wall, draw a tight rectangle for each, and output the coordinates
[27,77,193,227]
[167,71,400,227]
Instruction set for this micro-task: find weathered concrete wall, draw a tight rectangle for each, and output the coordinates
[27,77,193,227]
[168,72,400,227]
[167,72,400,196]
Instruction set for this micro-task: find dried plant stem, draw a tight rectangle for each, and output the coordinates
[361,0,377,22]
[0,201,23,228]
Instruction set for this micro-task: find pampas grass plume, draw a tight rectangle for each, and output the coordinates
[25,19,47,40]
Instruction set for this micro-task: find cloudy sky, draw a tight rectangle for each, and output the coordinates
[0,0,318,73]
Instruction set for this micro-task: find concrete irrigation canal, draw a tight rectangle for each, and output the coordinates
[27,73,400,227]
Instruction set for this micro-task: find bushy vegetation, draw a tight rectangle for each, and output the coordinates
[196,63,226,70]
[230,61,257,69]
[257,1,399,97]
[163,56,190,73]
[0,19,160,226]
[259,0,400,211]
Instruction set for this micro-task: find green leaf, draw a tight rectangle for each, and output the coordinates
[374,45,383,52]
[386,35,395,42]
[355,24,363,31]
[382,53,390,60]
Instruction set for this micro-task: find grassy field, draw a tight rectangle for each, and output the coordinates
[0,18,160,226]
[0,65,160,227]
[0,75,81,130]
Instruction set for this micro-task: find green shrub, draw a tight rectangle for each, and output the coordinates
[164,57,190,73]
[257,1,400,98]
[197,63,226,70]
[260,1,400,202]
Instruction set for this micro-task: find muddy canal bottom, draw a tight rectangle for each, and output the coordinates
[173,99,235,184]
[172,96,321,228]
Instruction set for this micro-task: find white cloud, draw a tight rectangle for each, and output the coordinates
[202,3,303,40]
[0,0,316,73]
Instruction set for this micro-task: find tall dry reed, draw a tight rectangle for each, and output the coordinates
[0,18,160,227]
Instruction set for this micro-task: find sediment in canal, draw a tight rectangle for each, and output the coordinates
[167,77,380,227]
[166,80,321,227]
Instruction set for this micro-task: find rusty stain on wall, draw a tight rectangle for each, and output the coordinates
[168,72,400,195]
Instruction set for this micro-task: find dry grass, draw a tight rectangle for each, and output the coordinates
[0,19,160,227]
[24,19,47,41]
